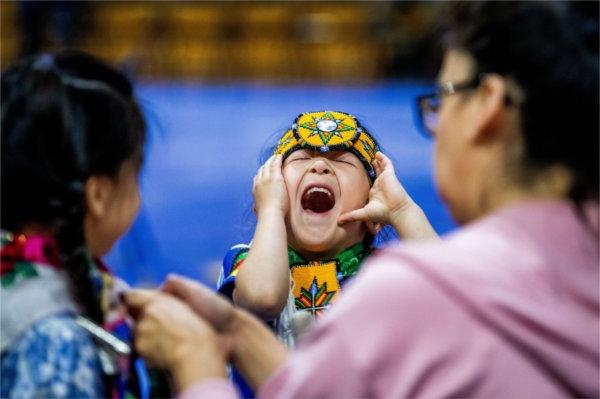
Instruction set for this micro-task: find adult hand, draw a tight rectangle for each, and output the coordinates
[125,289,228,392]
[160,275,289,391]
[253,154,289,217]
[160,274,236,333]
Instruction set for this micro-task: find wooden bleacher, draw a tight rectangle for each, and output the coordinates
[1,1,434,81]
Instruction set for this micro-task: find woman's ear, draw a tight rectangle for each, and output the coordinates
[469,74,509,143]
[84,175,115,220]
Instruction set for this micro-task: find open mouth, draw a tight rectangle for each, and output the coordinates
[301,185,336,213]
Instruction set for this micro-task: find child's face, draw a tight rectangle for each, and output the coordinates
[282,149,371,259]
[84,159,141,257]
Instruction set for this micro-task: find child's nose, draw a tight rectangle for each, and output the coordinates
[310,159,332,175]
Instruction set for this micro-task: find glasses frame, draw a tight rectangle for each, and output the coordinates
[414,74,483,139]
[414,73,516,139]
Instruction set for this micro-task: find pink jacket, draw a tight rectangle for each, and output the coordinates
[182,200,599,398]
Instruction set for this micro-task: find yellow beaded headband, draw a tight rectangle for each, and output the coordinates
[274,111,379,181]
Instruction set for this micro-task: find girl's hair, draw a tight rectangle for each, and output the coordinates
[1,50,146,323]
[441,2,599,207]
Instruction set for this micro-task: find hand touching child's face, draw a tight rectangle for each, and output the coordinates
[282,150,371,259]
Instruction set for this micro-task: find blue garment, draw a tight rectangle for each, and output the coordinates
[1,314,104,399]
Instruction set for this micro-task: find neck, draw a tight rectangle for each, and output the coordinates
[479,163,574,219]
[291,242,364,261]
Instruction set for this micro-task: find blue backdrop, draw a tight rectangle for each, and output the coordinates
[105,81,456,288]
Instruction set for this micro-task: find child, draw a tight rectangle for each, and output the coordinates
[218,110,436,395]
[0,51,151,398]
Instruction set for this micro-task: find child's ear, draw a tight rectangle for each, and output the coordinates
[85,175,115,219]
[366,221,381,235]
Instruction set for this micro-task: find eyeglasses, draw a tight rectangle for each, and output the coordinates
[414,75,482,138]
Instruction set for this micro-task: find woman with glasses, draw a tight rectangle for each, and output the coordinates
[126,2,598,398]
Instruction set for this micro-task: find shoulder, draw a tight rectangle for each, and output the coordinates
[336,248,465,327]
[323,223,515,348]
[334,201,588,350]
[21,315,98,359]
[365,200,595,301]
[1,314,103,398]
[218,243,251,297]
[222,243,251,275]
[284,250,489,398]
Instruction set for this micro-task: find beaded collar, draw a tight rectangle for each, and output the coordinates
[287,242,370,279]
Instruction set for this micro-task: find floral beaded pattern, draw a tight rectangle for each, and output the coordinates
[0,315,104,399]
[219,242,370,318]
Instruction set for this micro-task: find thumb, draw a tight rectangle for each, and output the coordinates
[338,208,370,225]
[162,274,234,332]
[161,274,211,302]
[124,289,158,319]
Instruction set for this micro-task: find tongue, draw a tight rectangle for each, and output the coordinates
[301,191,335,213]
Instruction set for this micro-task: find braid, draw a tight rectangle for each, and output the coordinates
[2,50,146,324]
[54,182,104,324]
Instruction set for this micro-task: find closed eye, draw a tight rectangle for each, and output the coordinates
[333,159,357,167]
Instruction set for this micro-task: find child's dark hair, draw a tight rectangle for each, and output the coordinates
[1,50,146,323]
[441,1,599,207]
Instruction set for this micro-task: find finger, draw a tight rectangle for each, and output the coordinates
[132,319,159,365]
[376,152,394,174]
[338,208,370,225]
[269,154,281,176]
[161,274,234,332]
[374,158,382,177]
[271,154,283,174]
[161,274,203,293]
[253,167,263,184]
[261,155,272,178]
[261,154,275,174]
[125,289,159,319]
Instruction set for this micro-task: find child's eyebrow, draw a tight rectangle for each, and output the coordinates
[290,150,309,158]
[332,152,355,161]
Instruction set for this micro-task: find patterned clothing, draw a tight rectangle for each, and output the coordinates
[218,242,371,398]
[219,242,370,329]
[1,314,104,399]
[0,232,155,398]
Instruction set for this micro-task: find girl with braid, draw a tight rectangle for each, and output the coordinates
[0,50,150,398]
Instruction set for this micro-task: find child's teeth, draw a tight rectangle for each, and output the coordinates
[308,187,332,198]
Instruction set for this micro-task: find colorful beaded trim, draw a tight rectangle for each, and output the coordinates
[274,111,379,181]
[223,242,370,319]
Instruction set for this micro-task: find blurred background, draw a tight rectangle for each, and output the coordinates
[1,1,455,287]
